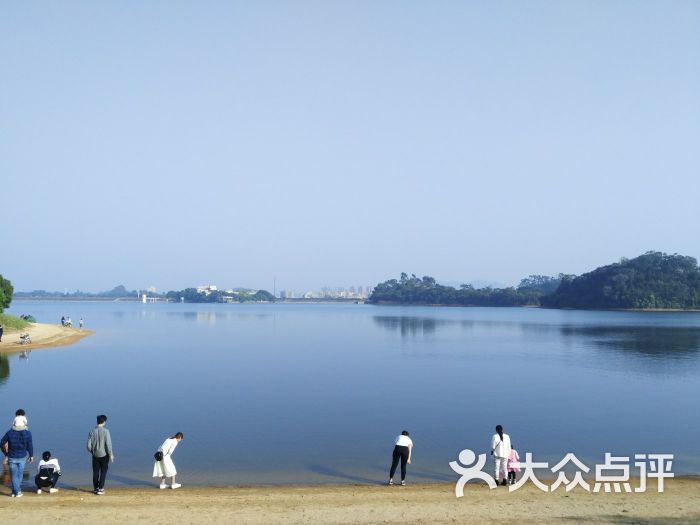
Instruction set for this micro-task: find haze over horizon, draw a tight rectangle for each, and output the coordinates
[2,2,698,293]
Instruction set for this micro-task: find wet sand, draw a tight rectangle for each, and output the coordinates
[1,479,699,524]
[0,322,94,353]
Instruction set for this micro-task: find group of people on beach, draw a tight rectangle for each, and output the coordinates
[60,316,83,328]
[490,424,520,485]
[1,410,183,498]
[388,425,520,486]
[3,408,517,496]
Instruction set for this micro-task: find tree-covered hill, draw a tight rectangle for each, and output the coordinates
[368,252,700,310]
[368,273,559,306]
[541,251,700,309]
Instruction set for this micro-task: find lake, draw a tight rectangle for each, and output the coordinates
[2,300,699,487]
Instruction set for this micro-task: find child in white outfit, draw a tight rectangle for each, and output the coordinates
[12,409,28,430]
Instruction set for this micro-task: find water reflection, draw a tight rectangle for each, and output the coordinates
[0,354,9,385]
[373,316,474,336]
[164,311,273,324]
[561,325,700,359]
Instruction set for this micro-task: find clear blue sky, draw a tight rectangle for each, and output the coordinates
[1,1,699,293]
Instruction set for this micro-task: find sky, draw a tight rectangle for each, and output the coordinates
[1,1,699,293]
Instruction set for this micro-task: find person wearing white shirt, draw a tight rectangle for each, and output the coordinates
[490,425,512,486]
[153,432,184,489]
[388,430,413,486]
[35,451,61,494]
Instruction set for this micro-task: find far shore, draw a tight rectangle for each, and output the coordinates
[0,322,94,353]
[369,301,700,311]
[1,479,699,524]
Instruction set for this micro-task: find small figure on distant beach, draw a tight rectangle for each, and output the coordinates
[61,316,65,326]
[507,443,521,485]
[388,430,413,486]
[1,415,34,497]
[66,316,72,327]
[87,414,114,495]
[35,450,61,494]
[79,318,84,329]
[0,324,4,342]
[491,424,512,486]
[153,432,184,489]
[12,408,28,430]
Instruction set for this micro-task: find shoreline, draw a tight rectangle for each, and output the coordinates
[1,480,699,524]
[369,301,700,312]
[0,322,94,353]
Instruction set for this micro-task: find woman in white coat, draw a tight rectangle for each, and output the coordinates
[490,425,511,486]
[153,432,184,489]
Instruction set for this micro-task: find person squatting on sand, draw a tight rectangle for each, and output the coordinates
[87,414,114,495]
[388,430,413,486]
[1,416,34,497]
[491,424,512,486]
[35,450,61,494]
[153,432,184,489]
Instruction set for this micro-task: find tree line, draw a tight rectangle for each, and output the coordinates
[368,273,562,306]
[165,288,275,303]
[368,252,700,310]
[541,251,700,309]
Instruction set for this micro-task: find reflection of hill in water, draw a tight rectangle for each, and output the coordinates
[560,325,700,359]
[0,354,9,385]
[373,315,700,362]
[372,316,474,337]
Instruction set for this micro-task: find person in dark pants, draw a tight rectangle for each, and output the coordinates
[388,430,413,486]
[0,324,4,342]
[35,450,61,494]
[86,414,114,495]
[1,420,34,497]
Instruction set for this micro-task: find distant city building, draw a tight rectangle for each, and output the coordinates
[147,286,157,293]
[196,285,218,296]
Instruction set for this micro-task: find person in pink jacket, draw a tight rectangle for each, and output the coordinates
[507,444,520,485]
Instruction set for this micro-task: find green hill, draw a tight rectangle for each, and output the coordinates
[541,251,700,309]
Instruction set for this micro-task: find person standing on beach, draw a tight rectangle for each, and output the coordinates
[79,318,84,329]
[491,424,512,486]
[0,324,4,342]
[1,417,34,497]
[153,432,184,489]
[87,414,114,495]
[388,430,413,486]
[507,443,521,485]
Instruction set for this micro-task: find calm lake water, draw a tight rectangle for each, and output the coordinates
[2,300,700,487]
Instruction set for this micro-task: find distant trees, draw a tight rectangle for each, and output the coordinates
[541,251,700,309]
[102,285,135,297]
[0,274,13,312]
[251,290,275,302]
[368,252,700,310]
[165,288,275,303]
[368,273,543,306]
[13,285,138,299]
[517,275,566,296]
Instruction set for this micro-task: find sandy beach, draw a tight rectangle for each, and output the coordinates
[0,322,93,353]
[0,480,699,524]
